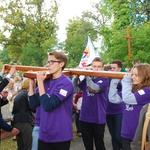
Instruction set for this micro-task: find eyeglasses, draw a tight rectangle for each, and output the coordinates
[47,60,61,65]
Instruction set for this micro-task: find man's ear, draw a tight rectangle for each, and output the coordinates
[60,62,65,68]
[119,68,122,72]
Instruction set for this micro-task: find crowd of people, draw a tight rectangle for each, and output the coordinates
[0,51,150,150]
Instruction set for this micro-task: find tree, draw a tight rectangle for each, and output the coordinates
[103,0,150,65]
[81,1,113,54]
[0,48,10,64]
[130,24,150,63]
[0,0,59,66]
[85,0,150,65]
[64,17,97,68]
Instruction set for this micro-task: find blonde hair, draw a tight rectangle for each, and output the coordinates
[14,75,22,82]
[21,78,29,90]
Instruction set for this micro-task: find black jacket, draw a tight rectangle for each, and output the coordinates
[0,78,9,92]
[0,78,13,132]
[12,89,34,125]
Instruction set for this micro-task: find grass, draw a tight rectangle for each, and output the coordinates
[1,133,78,150]
[0,120,77,150]
[0,136,17,150]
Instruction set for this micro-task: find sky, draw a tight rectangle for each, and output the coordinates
[0,0,100,42]
[57,0,99,41]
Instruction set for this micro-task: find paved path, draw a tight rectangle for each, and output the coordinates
[70,125,112,150]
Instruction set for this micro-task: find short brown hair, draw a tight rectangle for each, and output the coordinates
[92,57,104,66]
[111,60,122,68]
[132,60,140,65]
[48,51,68,70]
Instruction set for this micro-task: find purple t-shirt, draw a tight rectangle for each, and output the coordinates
[107,80,123,115]
[106,100,123,115]
[121,87,150,140]
[78,77,109,124]
[38,74,74,143]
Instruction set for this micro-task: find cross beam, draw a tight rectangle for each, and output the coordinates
[4,65,126,79]
[123,26,134,61]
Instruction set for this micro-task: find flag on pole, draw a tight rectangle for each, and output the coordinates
[79,36,98,67]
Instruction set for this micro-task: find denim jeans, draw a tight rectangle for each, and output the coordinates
[75,112,81,133]
[106,113,123,150]
[31,126,39,150]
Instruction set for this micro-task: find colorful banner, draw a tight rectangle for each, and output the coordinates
[79,36,98,67]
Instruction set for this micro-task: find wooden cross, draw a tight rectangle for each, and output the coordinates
[123,26,133,61]
[5,64,127,79]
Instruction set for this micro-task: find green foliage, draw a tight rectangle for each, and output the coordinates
[96,0,150,65]
[101,23,150,66]
[65,18,98,68]
[63,0,150,67]
[0,0,58,66]
[0,48,10,64]
[0,136,17,150]
[130,24,150,63]
[0,0,150,68]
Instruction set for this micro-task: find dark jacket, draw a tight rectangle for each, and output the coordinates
[0,78,9,92]
[12,89,34,125]
[0,98,13,132]
[0,78,13,132]
[131,104,150,150]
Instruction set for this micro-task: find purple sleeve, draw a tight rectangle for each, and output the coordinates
[134,88,150,105]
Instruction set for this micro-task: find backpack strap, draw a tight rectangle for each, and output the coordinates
[141,103,150,150]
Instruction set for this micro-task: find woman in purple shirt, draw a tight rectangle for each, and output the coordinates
[28,51,74,150]
[109,63,150,150]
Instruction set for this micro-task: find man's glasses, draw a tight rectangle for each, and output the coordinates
[47,60,61,65]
